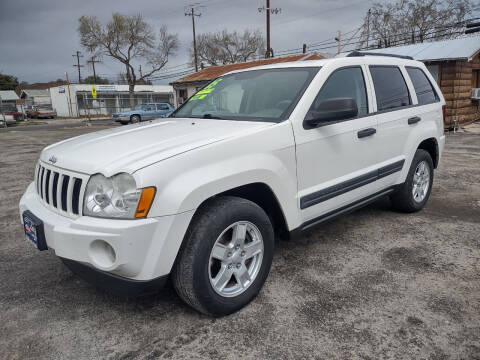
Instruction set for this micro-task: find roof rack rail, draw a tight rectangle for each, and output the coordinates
[347,51,414,60]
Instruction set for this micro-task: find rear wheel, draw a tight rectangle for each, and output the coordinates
[130,114,141,124]
[172,196,274,316]
[390,149,434,213]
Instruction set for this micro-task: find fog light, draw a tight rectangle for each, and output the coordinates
[89,239,116,269]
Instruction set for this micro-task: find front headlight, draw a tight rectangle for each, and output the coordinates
[83,173,155,219]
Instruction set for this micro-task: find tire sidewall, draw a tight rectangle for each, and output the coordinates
[130,115,140,123]
[189,198,274,315]
[405,150,434,211]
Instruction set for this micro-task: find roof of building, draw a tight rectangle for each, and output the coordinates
[0,90,20,101]
[172,53,323,84]
[20,81,67,90]
[21,89,50,97]
[342,36,480,62]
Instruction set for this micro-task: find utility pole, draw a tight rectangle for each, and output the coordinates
[258,1,281,58]
[266,0,270,58]
[366,8,371,49]
[185,6,201,72]
[87,56,100,84]
[335,31,342,55]
[72,51,84,83]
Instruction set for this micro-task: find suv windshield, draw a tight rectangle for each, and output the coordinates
[172,67,319,122]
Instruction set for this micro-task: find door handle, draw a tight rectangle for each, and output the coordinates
[357,128,376,138]
[408,116,421,125]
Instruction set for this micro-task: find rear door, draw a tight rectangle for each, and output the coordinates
[367,65,416,187]
[156,103,170,117]
[143,104,157,119]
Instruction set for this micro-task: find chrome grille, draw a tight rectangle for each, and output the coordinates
[35,162,89,218]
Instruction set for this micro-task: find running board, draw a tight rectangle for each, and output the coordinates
[292,187,396,236]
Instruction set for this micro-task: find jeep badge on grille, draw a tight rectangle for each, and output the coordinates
[48,155,57,164]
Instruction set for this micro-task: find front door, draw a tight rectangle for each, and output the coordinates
[293,65,381,224]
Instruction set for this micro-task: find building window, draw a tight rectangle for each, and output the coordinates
[426,64,440,83]
[472,70,480,89]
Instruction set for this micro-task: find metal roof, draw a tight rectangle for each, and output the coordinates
[21,89,50,97]
[0,90,20,101]
[171,53,323,84]
[340,36,480,62]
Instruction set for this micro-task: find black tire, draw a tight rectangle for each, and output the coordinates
[172,196,274,316]
[130,114,141,124]
[390,149,434,213]
[119,121,129,125]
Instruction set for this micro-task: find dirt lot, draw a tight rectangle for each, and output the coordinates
[0,124,479,360]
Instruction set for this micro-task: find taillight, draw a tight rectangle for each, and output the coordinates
[442,105,446,125]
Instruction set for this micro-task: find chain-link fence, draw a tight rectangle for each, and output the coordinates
[74,92,173,117]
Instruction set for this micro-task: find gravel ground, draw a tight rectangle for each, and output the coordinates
[0,124,479,360]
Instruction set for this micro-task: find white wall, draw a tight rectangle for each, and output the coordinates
[50,86,75,117]
[50,84,174,117]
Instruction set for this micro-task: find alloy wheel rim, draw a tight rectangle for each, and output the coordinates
[208,221,264,298]
[412,160,430,203]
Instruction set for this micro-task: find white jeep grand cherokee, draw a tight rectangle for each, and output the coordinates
[20,53,445,316]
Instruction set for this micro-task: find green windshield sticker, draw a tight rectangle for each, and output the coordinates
[189,78,223,101]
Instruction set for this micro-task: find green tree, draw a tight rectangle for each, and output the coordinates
[82,75,110,84]
[0,73,19,90]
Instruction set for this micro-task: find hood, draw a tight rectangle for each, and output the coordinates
[40,118,273,176]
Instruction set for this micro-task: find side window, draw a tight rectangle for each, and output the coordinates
[370,66,411,111]
[158,104,169,110]
[310,67,368,116]
[406,67,438,105]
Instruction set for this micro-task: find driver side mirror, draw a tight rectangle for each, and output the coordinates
[304,97,358,128]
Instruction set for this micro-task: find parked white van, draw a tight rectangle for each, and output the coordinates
[20,52,445,316]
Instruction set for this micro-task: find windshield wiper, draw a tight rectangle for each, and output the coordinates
[202,113,224,119]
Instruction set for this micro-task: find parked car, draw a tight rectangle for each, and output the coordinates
[26,105,57,119]
[0,113,16,126]
[20,53,445,316]
[112,103,174,124]
[1,103,24,121]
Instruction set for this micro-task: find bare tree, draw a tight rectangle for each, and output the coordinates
[192,29,265,66]
[358,0,475,49]
[78,13,178,107]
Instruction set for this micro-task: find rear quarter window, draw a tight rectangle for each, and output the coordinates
[406,67,439,105]
[370,66,411,112]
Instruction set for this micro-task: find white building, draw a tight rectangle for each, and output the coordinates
[50,84,175,117]
[20,89,52,106]
[0,90,20,106]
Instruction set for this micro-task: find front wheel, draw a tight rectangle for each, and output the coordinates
[390,149,434,213]
[172,196,274,316]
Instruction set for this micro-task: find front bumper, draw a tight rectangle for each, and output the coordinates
[112,115,129,122]
[37,113,56,118]
[19,182,194,282]
[61,258,168,296]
